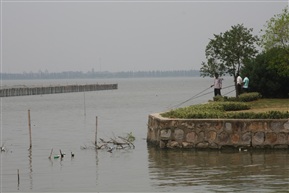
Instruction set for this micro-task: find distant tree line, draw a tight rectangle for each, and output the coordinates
[0,70,200,80]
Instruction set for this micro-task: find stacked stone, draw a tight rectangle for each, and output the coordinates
[147,113,289,149]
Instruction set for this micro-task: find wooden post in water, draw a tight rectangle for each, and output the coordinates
[28,109,32,149]
[83,92,86,116]
[17,169,20,185]
[95,116,98,146]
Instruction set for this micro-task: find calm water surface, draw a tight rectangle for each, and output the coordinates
[1,77,289,192]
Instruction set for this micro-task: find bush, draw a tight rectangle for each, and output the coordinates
[238,92,262,102]
[213,95,225,102]
[220,102,250,111]
[226,111,289,119]
[161,102,250,119]
[213,92,261,102]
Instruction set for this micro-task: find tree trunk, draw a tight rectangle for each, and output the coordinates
[234,75,238,97]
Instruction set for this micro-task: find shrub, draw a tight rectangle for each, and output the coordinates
[213,95,224,102]
[226,111,289,119]
[238,92,262,102]
[213,92,261,102]
[161,102,250,119]
[220,102,250,111]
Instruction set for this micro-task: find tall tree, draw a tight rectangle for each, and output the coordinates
[242,48,289,98]
[200,24,259,97]
[260,6,289,77]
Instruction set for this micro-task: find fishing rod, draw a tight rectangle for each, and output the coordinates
[192,86,235,101]
[166,85,235,110]
[223,89,236,96]
[166,86,212,110]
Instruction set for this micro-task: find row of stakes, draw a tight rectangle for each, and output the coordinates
[0,148,74,186]
[2,110,98,188]
[0,144,76,158]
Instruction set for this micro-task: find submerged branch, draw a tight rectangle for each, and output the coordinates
[81,133,135,152]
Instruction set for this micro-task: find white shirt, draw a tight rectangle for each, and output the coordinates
[213,78,222,89]
[237,76,242,85]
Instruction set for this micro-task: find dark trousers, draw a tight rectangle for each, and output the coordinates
[237,84,242,95]
[243,87,248,93]
[214,88,221,96]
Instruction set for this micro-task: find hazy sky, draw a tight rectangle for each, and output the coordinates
[1,0,288,73]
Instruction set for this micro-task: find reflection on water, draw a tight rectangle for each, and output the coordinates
[2,78,289,192]
[148,147,289,192]
[28,149,33,190]
[95,149,99,188]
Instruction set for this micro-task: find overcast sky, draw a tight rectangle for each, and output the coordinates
[1,0,288,73]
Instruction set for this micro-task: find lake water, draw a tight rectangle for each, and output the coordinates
[1,77,289,192]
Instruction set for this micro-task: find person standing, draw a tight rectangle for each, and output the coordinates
[211,73,223,96]
[236,73,243,96]
[243,75,249,93]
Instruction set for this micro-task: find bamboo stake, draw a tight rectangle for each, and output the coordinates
[95,116,98,146]
[48,148,53,159]
[17,169,20,185]
[28,109,32,149]
[83,92,86,116]
[60,149,64,158]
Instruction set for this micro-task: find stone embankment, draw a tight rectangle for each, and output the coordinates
[147,113,289,149]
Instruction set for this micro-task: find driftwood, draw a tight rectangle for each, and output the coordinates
[99,137,135,149]
[81,133,135,152]
[117,136,135,149]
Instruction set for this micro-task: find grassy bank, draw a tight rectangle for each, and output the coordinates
[246,98,289,113]
[162,94,289,119]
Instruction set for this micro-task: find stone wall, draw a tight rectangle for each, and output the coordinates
[147,113,289,149]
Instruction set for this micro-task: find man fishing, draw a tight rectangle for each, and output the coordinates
[211,73,223,96]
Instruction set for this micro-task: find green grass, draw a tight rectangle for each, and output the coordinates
[241,98,289,113]
[161,98,289,119]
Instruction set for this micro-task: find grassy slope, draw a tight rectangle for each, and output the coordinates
[239,98,289,113]
[161,98,289,119]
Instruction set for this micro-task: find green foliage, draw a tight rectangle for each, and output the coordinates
[161,100,289,119]
[220,102,251,111]
[260,6,289,77]
[200,24,259,77]
[162,102,250,119]
[226,111,289,119]
[238,92,262,102]
[200,24,259,95]
[126,132,136,142]
[264,46,289,78]
[214,92,261,102]
[261,6,289,51]
[242,50,289,98]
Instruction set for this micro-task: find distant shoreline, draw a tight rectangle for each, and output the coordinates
[1,70,200,80]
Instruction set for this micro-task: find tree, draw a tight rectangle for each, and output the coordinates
[242,48,289,98]
[200,24,259,97]
[260,6,289,77]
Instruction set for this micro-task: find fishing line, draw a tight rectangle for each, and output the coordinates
[165,85,235,111]
[166,86,212,110]
[223,89,236,96]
